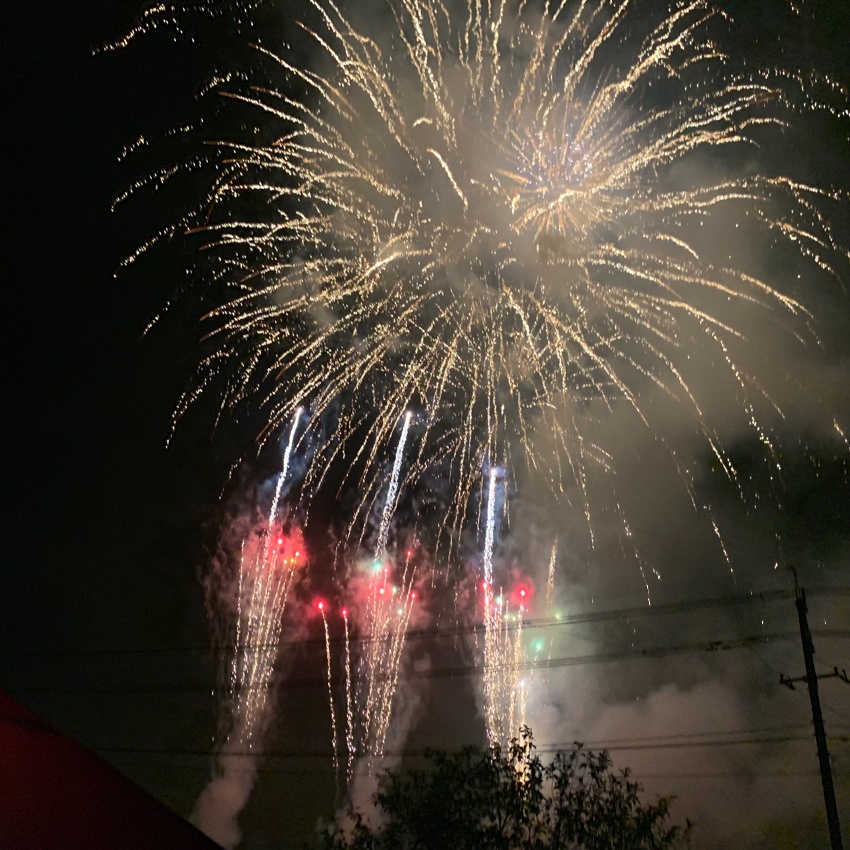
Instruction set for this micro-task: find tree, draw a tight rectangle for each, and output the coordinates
[323,729,690,850]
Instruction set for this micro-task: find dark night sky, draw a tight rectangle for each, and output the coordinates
[5,0,226,821]
[4,2,850,849]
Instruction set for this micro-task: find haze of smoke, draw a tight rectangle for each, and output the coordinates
[191,754,258,850]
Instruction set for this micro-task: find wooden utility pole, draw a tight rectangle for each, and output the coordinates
[780,571,845,850]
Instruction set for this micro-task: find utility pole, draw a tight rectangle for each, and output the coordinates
[780,570,846,850]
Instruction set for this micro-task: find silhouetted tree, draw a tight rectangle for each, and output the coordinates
[323,729,690,850]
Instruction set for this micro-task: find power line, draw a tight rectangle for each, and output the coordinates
[86,731,850,762]
[93,757,835,781]
[618,772,828,779]
[552,722,818,745]
[4,587,848,660]
[9,631,819,697]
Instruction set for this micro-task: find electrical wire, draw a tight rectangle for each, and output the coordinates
[83,731,850,762]
[8,631,813,697]
[4,587,849,659]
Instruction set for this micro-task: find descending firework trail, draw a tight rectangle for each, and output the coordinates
[358,531,418,761]
[227,534,302,749]
[375,411,413,556]
[546,539,558,618]
[357,562,418,766]
[227,408,305,748]
[483,467,498,586]
[267,405,303,535]
[319,602,338,774]
[328,562,417,776]
[335,414,418,772]
[358,415,416,764]
[135,0,847,557]
[480,469,527,748]
[481,584,529,749]
[342,609,355,785]
[192,410,305,847]
[481,467,500,742]
[315,414,418,777]
[193,528,304,847]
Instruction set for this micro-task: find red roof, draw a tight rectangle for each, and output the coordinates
[0,693,223,850]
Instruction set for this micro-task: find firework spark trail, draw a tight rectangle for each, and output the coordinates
[362,410,412,690]
[319,602,338,773]
[229,539,300,748]
[375,410,412,557]
[267,406,303,534]
[483,467,498,586]
[480,470,528,747]
[343,609,355,786]
[193,507,304,846]
[226,409,306,748]
[481,585,528,748]
[481,467,501,743]
[342,412,419,771]
[149,0,847,564]
[355,558,418,769]
[371,565,417,757]
[209,406,304,817]
[509,597,527,739]
[546,539,558,618]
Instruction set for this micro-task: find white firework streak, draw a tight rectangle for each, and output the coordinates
[375,410,413,557]
[267,407,303,536]
[483,466,498,586]
[482,467,524,746]
[546,538,558,619]
[481,467,501,744]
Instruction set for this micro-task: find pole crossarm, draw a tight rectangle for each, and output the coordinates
[779,667,850,690]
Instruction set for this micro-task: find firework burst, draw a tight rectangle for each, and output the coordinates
[111,3,849,836]
[129,0,846,559]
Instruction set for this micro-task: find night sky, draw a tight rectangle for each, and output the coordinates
[4,2,850,849]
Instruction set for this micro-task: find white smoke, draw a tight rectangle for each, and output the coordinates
[191,754,258,849]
